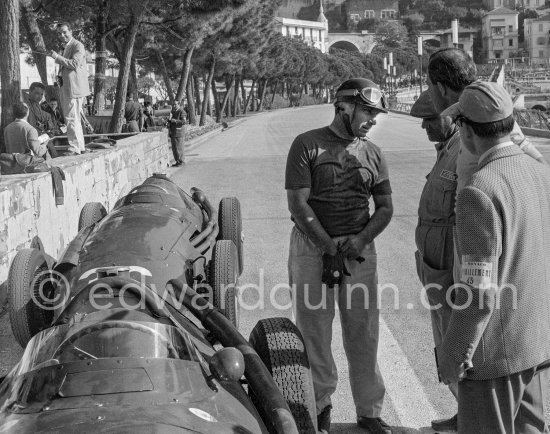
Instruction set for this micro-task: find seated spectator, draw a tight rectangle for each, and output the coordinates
[25,82,57,136]
[3,102,49,158]
[142,103,156,131]
[41,97,65,127]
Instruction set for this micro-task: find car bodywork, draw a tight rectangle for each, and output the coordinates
[0,175,313,434]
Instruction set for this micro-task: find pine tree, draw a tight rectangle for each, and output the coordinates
[0,0,21,152]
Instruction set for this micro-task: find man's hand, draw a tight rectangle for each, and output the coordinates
[339,234,369,260]
[322,252,350,287]
[436,344,468,385]
[48,50,58,59]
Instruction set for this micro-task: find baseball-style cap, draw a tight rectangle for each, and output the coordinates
[335,78,388,113]
[410,91,438,119]
[441,81,513,123]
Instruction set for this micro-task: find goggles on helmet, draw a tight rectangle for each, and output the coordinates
[336,87,386,108]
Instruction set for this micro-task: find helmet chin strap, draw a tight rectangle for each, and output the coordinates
[341,103,358,137]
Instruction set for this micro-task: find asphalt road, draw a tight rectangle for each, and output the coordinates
[1,105,549,432]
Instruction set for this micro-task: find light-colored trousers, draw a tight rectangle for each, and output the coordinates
[288,226,386,417]
[63,96,85,153]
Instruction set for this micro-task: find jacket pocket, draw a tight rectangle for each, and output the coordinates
[419,255,454,307]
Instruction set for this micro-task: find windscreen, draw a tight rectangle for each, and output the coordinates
[12,321,200,377]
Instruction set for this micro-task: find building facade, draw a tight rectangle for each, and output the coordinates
[346,0,399,24]
[481,7,519,62]
[276,2,329,53]
[482,0,544,9]
[439,26,477,58]
[525,14,550,64]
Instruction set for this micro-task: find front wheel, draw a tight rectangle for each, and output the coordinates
[78,202,107,231]
[209,240,239,328]
[249,317,317,433]
[218,197,243,276]
[8,249,54,348]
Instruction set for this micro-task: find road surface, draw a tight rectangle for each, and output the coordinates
[1,105,549,432]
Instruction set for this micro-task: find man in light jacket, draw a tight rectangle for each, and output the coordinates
[48,22,90,155]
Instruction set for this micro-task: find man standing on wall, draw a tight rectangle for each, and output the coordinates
[48,22,90,155]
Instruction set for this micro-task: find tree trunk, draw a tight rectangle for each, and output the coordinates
[243,79,255,114]
[20,0,48,84]
[0,0,21,152]
[232,76,240,117]
[93,0,108,114]
[129,55,138,98]
[258,79,268,112]
[217,76,234,123]
[108,5,147,133]
[270,80,278,106]
[212,80,221,120]
[200,57,215,126]
[240,79,246,103]
[186,72,196,125]
[175,46,194,103]
[157,51,175,106]
[193,74,201,114]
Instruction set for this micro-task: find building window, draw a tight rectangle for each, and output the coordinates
[381,10,396,20]
[508,25,513,32]
[364,10,375,18]
[539,24,543,32]
[492,27,504,35]
[509,39,513,46]
[350,13,361,23]
[495,52,501,58]
[540,50,544,57]
[319,30,322,41]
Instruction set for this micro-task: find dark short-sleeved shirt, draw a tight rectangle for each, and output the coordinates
[285,126,391,237]
[124,101,142,122]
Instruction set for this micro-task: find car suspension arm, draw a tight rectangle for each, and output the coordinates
[169,278,299,434]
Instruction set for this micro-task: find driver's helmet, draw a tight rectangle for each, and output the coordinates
[335,78,388,113]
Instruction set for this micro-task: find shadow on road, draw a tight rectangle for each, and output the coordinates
[331,423,434,433]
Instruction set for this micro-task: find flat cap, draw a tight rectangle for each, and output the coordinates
[442,81,513,124]
[410,91,438,119]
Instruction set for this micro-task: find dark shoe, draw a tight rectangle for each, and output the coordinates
[317,405,331,433]
[357,416,392,434]
[431,414,457,432]
[171,160,183,167]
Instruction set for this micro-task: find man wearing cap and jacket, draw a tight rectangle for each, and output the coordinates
[410,91,461,432]
[437,81,550,433]
[286,78,393,434]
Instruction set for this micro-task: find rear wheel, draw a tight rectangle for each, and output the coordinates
[8,249,54,348]
[249,317,317,433]
[218,197,243,276]
[78,202,107,231]
[209,240,239,328]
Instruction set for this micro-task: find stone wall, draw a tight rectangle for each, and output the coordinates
[0,131,172,289]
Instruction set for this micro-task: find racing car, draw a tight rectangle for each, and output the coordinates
[0,174,317,433]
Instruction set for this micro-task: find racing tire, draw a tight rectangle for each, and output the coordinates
[218,197,244,276]
[209,240,239,328]
[249,317,317,434]
[78,202,107,231]
[8,249,54,348]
